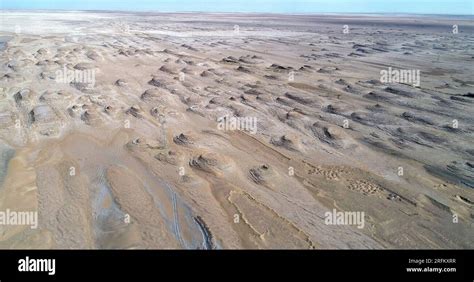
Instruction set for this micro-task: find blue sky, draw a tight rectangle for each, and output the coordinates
[1,0,473,15]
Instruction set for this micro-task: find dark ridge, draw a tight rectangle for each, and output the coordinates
[222,56,239,64]
[269,64,292,71]
[401,111,435,125]
[424,164,474,189]
[194,216,214,250]
[361,137,410,160]
[450,95,473,103]
[237,66,251,73]
[385,86,416,98]
[284,92,314,105]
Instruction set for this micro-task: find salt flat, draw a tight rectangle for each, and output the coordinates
[0,11,472,249]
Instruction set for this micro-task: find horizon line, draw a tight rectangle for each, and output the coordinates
[3,8,474,17]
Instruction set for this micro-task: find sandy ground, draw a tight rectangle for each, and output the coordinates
[0,11,473,249]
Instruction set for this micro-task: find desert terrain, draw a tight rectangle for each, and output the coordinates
[0,11,473,249]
